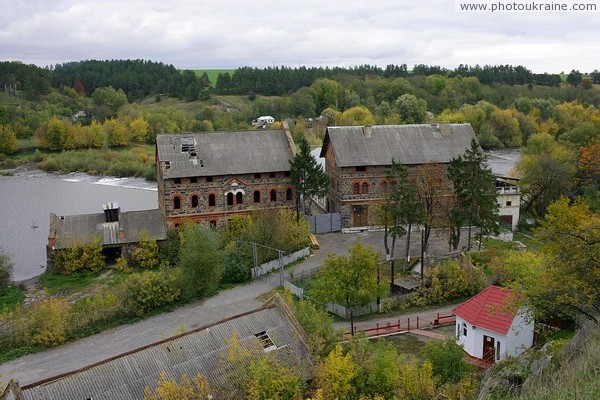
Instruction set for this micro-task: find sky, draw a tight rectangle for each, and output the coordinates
[1,0,599,73]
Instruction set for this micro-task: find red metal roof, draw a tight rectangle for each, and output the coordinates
[452,286,518,335]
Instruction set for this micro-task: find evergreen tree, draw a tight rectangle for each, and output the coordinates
[448,139,499,251]
[289,136,329,221]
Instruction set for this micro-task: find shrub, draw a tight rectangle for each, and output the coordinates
[131,230,159,269]
[52,240,105,274]
[30,298,71,347]
[122,269,182,316]
[0,250,13,290]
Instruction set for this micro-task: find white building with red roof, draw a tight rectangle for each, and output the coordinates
[452,285,534,363]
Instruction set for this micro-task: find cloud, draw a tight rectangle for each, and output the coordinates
[0,0,598,72]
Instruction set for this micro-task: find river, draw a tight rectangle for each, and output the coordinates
[0,149,520,282]
[0,168,157,282]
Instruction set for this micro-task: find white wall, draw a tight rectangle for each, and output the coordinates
[455,309,534,362]
[497,189,521,231]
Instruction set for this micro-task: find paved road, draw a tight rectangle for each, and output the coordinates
[0,229,471,386]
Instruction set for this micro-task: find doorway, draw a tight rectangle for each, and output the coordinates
[482,335,496,363]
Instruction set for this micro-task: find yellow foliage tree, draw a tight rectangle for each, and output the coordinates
[30,298,71,347]
[143,372,212,400]
[314,344,357,400]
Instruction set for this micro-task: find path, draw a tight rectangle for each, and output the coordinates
[0,229,472,386]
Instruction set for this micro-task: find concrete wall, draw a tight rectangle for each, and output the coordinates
[497,187,521,231]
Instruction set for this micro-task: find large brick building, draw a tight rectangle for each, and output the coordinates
[320,123,477,229]
[156,129,296,229]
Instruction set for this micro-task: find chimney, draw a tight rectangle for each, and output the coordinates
[362,125,373,138]
[103,202,120,222]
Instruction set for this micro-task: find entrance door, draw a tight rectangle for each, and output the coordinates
[482,335,495,363]
[352,206,368,227]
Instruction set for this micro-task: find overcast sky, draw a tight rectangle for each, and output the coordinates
[1,0,598,73]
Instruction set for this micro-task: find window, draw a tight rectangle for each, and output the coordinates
[173,197,181,209]
[362,182,369,194]
[462,322,468,337]
[253,190,261,203]
[206,176,213,182]
[174,178,181,184]
[190,177,197,183]
[356,166,366,172]
[191,195,199,208]
[227,193,234,206]
[456,322,460,338]
[236,192,243,204]
[255,173,261,179]
[506,201,512,206]
[496,342,501,360]
[270,189,277,202]
[208,193,216,207]
[286,188,293,201]
[254,331,276,351]
[270,172,276,178]
[353,182,360,195]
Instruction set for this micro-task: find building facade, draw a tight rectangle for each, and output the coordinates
[156,129,296,229]
[320,124,477,229]
[496,176,521,231]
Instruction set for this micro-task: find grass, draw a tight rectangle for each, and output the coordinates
[39,270,105,295]
[383,333,430,361]
[192,69,236,86]
[0,285,25,309]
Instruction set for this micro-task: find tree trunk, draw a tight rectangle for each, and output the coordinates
[405,223,412,263]
[350,308,355,336]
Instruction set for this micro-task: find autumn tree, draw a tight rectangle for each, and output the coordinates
[0,124,17,154]
[421,338,472,385]
[144,372,212,400]
[289,136,329,220]
[516,133,576,218]
[314,344,357,400]
[313,241,386,334]
[527,197,600,322]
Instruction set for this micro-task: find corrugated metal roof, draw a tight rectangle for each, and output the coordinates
[320,124,477,167]
[156,130,295,179]
[452,286,518,335]
[52,209,166,249]
[21,296,313,400]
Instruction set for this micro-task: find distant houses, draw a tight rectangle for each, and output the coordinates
[452,285,534,363]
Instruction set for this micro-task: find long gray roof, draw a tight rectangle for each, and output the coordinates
[156,130,295,179]
[20,295,313,400]
[50,209,166,249]
[320,124,477,167]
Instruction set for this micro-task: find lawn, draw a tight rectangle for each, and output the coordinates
[192,69,235,86]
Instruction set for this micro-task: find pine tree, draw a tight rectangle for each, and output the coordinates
[289,136,329,221]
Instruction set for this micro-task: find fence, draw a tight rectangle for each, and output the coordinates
[251,247,310,278]
[347,313,456,337]
[305,213,342,234]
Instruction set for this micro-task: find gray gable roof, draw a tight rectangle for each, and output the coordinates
[20,295,313,400]
[320,124,477,167]
[49,209,166,249]
[157,130,295,179]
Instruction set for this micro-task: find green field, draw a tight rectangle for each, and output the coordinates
[192,69,235,86]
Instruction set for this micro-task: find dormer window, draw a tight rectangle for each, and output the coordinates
[254,331,277,352]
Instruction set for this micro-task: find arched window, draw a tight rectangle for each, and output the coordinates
[208,193,216,207]
[236,192,243,204]
[270,189,277,202]
[286,188,293,201]
[362,182,369,194]
[191,195,199,208]
[173,197,181,209]
[353,182,360,195]
[227,193,234,206]
[253,190,261,203]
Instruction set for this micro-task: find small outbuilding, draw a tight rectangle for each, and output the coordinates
[452,285,534,363]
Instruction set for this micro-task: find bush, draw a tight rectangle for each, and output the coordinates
[0,250,13,290]
[131,230,159,269]
[30,298,71,347]
[122,269,181,316]
[52,240,105,274]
